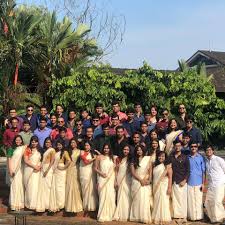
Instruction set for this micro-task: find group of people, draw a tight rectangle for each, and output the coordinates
[3,102,225,224]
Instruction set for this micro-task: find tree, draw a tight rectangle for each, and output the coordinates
[49,62,225,143]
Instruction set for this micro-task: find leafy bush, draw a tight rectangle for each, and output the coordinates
[49,63,225,142]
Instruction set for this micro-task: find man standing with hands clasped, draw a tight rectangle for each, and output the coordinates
[187,142,205,221]
[205,145,225,223]
[170,140,190,223]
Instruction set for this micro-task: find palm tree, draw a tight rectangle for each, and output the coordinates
[35,11,101,104]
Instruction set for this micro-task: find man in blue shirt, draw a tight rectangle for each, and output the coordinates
[34,117,52,148]
[187,142,205,221]
[123,108,140,137]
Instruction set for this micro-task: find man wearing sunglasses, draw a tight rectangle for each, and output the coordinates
[184,117,202,147]
[187,143,205,221]
[21,104,37,131]
[176,104,188,130]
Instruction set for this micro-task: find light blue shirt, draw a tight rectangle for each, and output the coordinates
[188,153,206,186]
[34,127,52,148]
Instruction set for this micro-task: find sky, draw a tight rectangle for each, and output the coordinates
[16,0,225,69]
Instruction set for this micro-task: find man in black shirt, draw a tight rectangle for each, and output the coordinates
[95,124,111,151]
[170,140,189,221]
[110,126,128,156]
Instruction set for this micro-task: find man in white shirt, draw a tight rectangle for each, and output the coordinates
[205,145,225,223]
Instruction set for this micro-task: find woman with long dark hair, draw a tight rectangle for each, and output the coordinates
[113,144,132,221]
[36,138,55,212]
[65,138,83,213]
[7,135,26,210]
[152,151,172,224]
[165,118,183,155]
[148,139,160,163]
[94,143,116,222]
[130,145,153,223]
[49,139,71,212]
[23,136,42,210]
[79,141,98,213]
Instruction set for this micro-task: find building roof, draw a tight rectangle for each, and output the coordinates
[186,50,225,67]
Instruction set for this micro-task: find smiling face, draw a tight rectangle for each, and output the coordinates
[205,147,214,158]
[15,136,23,146]
[31,140,39,148]
[56,142,63,151]
[136,146,144,157]
[70,140,77,149]
[103,144,110,155]
[151,107,157,116]
[45,139,52,149]
[158,152,166,163]
[84,143,91,152]
[151,140,159,150]
[123,146,130,157]
[170,119,177,130]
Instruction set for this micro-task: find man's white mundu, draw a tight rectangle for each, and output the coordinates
[205,155,225,223]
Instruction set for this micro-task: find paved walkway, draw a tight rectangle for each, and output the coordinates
[0,213,215,225]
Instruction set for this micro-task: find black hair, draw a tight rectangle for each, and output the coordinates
[23,120,31,126]
[112,100,120,106]
[9,108,16,112]
[204,145,215,152]
[56,104,64,109]
[26,104,34,109]
[95,103,103,108]
[133,144,146,169]
[29,136,42,159]
[12,135,24,149]
[83,140,94,158]
[149,129,159,139]
[167,118,178,133]
[154,151,170,167]
[101,143,114,161]
[173,139,181,145]
[58,126,67,133]
[68,137,79,159]
[119,144,132,166]
[92,114,100,120]
[102,123,110,129]
[126,107,135,114]
[50,113,58,118]
[40,105,48,110]
[9,117,19,123]
[183,132,191,138]
[134,102,142,107]
[140,121,148,126]
[39,116,47,123]
[116,125,124,132]
[55,138,66,159]
[111,113,119,119]
[43,137,52,152]
[149,139,160,156]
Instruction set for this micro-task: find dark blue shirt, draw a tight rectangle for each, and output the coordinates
[123,120,140,137]
[185,127,202,146]
[37,114,51,128]
[20,114,37,131]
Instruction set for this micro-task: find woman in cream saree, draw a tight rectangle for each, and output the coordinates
[79,141,98,212]
[94,143,116,222]
[65,138,83,213]
[113,145,132,221]
[36,138,55,212]
[130,145,153,224]
[7,135,26,211]
[23,136,42,210]
[49,139,71,212]
[152,151,172,224]
[165,119,183,155]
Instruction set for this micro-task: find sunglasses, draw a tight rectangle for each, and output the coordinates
[179,107,185,109]
[162,113,168,116]
[187,121,192,123]
[27,109,33,112]
[76,123,82,126]
[58,121,64,123]
[92,120,99,122]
